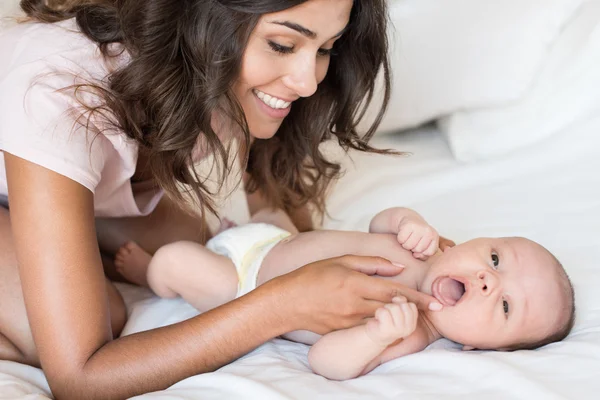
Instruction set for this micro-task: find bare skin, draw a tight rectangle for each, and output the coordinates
[114,209,438,316]
[114,207,565,382]
[0,155,440,399]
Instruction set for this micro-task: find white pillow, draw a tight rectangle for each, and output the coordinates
[360,0,583,135]
[440,0,600,161]
[0,0,22,31]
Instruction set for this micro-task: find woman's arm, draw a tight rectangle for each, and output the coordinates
[6,154,434,399]
[244,171,314,232]
[5,154,294,398]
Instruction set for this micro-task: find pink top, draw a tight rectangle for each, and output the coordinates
[0,19,162,217]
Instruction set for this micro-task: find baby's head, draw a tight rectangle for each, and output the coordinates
[421,237,575,351]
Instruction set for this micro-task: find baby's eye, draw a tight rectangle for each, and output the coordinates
[491,252,499,269]
[503,299,509,314]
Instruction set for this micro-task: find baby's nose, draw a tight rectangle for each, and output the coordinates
[477,270,499,295]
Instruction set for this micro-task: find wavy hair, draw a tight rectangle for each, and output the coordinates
[20,0,392,216]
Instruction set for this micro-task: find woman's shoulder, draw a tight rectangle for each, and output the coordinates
[0,20,136,201]
[0,18,125,89]
[1,19,88,63]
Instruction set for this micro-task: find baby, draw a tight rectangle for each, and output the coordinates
[116,207,575,380]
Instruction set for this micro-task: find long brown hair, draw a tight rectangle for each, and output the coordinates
[20,0,392,216]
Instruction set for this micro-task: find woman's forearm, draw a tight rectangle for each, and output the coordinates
[63,287,291,399]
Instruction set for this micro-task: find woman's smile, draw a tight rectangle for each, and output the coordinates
[252,89,292,119]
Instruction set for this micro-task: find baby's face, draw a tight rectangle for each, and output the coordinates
[421,237,565,350]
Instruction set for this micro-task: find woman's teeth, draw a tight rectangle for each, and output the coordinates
[254,90,291,109]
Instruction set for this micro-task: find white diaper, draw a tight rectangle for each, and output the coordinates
[206,223,291,297]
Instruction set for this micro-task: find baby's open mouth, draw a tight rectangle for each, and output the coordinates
[432,276,466,306]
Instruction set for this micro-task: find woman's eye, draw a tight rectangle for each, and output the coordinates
[317,48,334,57]
[503,299,509,314]
[491,252,499,268]
[268,41,293,55]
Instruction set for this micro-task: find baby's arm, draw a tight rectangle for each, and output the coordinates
[369,207,422,234]
[308,297,420,380]
[369,207,439,259]
[260,229,414,282]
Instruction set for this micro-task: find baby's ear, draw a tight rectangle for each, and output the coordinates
[462,345,476,351]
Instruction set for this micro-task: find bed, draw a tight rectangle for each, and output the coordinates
[1,117,599,399]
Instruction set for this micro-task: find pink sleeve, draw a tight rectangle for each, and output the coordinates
[0,62,108,193]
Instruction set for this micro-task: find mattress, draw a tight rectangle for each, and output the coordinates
[1,118,599,399]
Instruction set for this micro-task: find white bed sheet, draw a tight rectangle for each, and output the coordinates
[1,117,599,399]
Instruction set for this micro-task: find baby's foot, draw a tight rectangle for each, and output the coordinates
[114,241,152,287]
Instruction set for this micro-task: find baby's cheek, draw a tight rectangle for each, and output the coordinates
[425,309,450,332]
[427,308,470,342]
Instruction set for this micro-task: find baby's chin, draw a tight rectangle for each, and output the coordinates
[423,312,504,350]
[440,330,505,351]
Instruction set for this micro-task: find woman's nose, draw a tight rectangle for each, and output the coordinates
[282,55,319,98]
[477,270,500,296]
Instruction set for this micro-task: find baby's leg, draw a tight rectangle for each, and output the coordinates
[116,241,238,313]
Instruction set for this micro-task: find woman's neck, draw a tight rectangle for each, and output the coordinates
[132,148,155,183]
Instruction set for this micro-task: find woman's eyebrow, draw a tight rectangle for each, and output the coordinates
[270,20,347,40]
[271,21,316,38]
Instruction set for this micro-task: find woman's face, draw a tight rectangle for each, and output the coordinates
[233,0,353,139]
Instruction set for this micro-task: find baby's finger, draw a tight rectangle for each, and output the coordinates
[375,307,393,326]
[402,232,421,250]
[397,229,413,245]
[392,296,407,304]
[404,301,417,314]
[400,303,417,327]
[375,306,390,320]
[403,303,418,322]
[385,303,404,327]
[407,303,419,328]
[413,236,432,255]
[423,238,439,256]
[409,302,418,315]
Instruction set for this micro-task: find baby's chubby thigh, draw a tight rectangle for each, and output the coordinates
[256,233,304,286]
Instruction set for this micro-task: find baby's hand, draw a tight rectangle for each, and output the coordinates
[397,213,439,260]
[365,297,418,346]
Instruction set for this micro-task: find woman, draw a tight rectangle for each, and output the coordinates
[0,0,442,398]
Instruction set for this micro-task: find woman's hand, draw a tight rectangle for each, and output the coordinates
[263,255,442,335]
[439,236,456,251]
